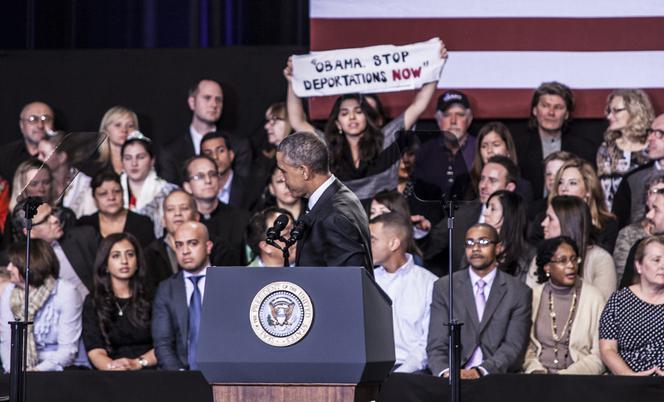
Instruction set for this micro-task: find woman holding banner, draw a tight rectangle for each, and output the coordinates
[283,42,447,203]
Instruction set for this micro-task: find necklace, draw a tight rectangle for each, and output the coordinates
[114,299,129,317]
[548,285,578,370]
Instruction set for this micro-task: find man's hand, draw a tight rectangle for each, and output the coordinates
[442,369,481,380]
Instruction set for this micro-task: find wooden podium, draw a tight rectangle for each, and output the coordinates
[198,267,394,402]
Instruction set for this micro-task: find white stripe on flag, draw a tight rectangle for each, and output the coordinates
[311,0,664,19]
[438,51,664,89]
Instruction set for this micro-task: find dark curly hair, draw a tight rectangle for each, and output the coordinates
[91,232,153,353]
[535,236,580,284]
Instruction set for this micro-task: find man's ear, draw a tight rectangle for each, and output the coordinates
[229,150,235,163]
[258,240,272,255]
[187,96,195,112]
[301,165,311,181]
[506,181,516,193]
[389,237,401,253]
[183,181,192,194]
[495,241,504,256]
[434,111,444,130]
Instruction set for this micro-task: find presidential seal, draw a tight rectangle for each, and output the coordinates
[249,281,314,347]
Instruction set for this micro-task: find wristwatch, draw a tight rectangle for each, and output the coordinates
[138,356,149,368]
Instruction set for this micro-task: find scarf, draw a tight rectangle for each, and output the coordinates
[10,277,57,370]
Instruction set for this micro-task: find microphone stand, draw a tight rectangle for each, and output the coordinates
[266,220,305,267]
[9,197,42,402]
[444,196,462,402]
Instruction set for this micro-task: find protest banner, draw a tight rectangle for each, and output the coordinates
[291,38,445,97]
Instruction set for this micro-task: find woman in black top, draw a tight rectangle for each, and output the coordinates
[83,232,156,370]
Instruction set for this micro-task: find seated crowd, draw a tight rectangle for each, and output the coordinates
[0,60,662,378]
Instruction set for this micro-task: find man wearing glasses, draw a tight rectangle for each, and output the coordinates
[613,113,664,228]
[182,155,250,265]
[427,223,532,378]
[0,101,54,186]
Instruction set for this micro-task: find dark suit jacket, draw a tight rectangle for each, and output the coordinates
[158,130,252,185]
[513,128,597,200]
[228,173,259,211]
[200,203,250,265]
[295,178,373,276]
[423,201,482,276]
[58,225,100,292]
[426,268,532,375]
[152,271,189,370]
[77,210,156,248]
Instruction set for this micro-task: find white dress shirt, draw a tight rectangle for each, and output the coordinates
[374,254,438,373]
[183,267,208,306]
[308,175,336,211]
[217,170,234,204]
[189,125,214,155]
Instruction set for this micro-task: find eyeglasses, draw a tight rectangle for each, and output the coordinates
[646,128,664,139]
[266,115,284,125]
[605,107,626,116]
[188,170,220,182]
[33,207,62,226]
[21,114,54,125]
[464,238,496,248]
[549,255,581,266]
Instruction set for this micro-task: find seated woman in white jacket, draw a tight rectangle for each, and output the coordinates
[523,236,606,374]
[0,238,83,371]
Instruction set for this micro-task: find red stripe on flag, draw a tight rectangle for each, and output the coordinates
[307,88,664,120]
[310,17,664,51]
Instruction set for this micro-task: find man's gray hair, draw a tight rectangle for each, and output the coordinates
[277,131,329,174]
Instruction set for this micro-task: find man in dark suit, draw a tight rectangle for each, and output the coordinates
[200,131,259,210]
[0,101,54,187]
[12,200,97,301]
[513,81,598,200]
[423,155,518,276]
[427,224,531,378]
[276,131,373,276]
[158,79,251,184]
[152,221,213,370]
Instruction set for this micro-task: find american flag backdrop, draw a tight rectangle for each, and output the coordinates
[307,0,664,119]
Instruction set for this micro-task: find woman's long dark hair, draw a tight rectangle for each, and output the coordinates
[550,195,594,261]
[487,190,528,276]
[324,94,384,172]
[92,232,152,351]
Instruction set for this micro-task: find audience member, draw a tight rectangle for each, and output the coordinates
[181,155,249,265]
[251,102,293,192]
[0,101,54,186]
[532,195,616,300]
[423,155,519,275]
[613,174,662,285]
[37,131,97,218]
[599,235,664,376]
[96,106,139,175]
[77,171,155,248]
[427,224,532,377]
[414,90,474,202]
[258,164,306,220]
[152,221,213,370]
[371,212,437,373]
[83,233,156,370]
[0,239,82,371]
[527,150,576,220]
[597,89,654,210]
[159,79,251,184]
[200,131,258,210]
[523,236,605,374]
[284,44,446,202]
[276,131,373,275]
[120,132,178,238]
[613,113,664,228]
[483,190,533,282]
[12,200,98,300]
[245,207,295,267]
[513,82,596,200]
[469,121,532,202]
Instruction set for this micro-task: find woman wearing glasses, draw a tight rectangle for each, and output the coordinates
[77,170,155,248]
[596,89,654,210]
[523,236,606,374]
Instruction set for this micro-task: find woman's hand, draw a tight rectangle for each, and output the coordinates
[283,57,294,83]
[107,357,142,371]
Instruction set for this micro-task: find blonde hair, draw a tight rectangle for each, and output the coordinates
[97,106,139,165]
[549,158,614,229]
[9,159,53,212]
[604,89,654,144]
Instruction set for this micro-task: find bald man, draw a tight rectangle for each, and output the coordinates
[152,221,213,370]
[0,101,54,184]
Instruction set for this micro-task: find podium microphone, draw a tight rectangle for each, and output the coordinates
[290,219,305,241]
[266,214,289,241]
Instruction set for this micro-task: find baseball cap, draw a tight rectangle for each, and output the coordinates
[436,90,470,112]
